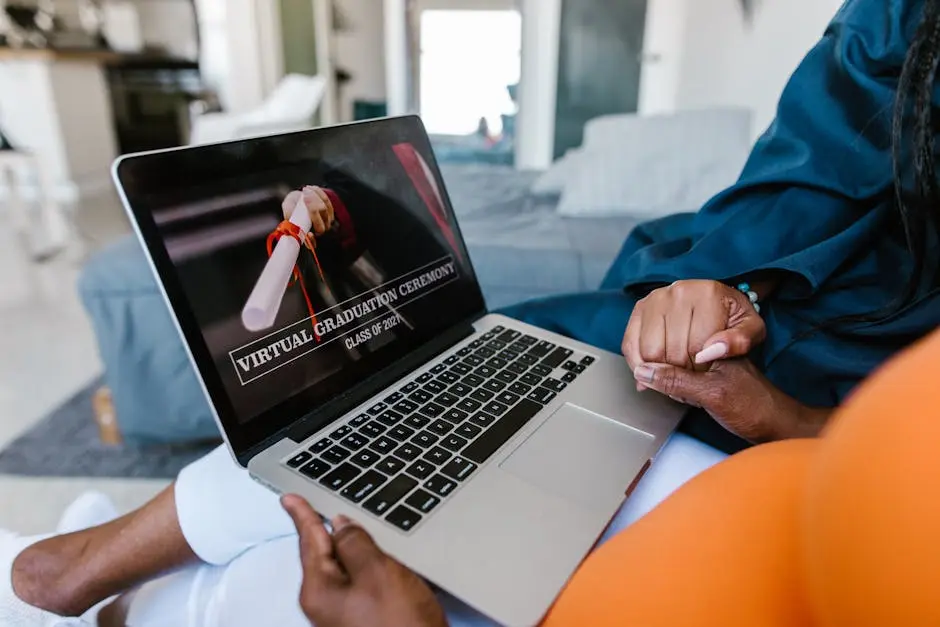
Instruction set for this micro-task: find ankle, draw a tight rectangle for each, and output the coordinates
[11,536,89,616]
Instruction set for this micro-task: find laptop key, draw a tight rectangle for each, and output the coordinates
[450,363,471,376]
[384,392,404,404]
[487,339,508,350]
[340,433,369,451]
[417,372,433,384]
[498,329,522,342]
[486,357,508,370]
[411,431,439,449]
[299,458,331,479]
[441,434,468,452]
[360,422,386,438]
[331,425,353,439]
[457,398,483,413]
[406,459,435,480]
[341,470,388,503]
[419,402,446,418]
[322,445,352,464]
[431,363,447,375]
[457,347,473,357]
[409,389,433,404]
[393,442,422,461]
[475,365,497,378]
[402,382,419,393]
[444,355,459,365]
[470,339,485,349]
[527,388,557,405]
[543,347,574,368]
[404,414,431,430]
[469,412,497,428]
[506,362,528,375]
[509,341,530,353]
[483,401,509,417]
[581,355,596,366]
[364,475,418,516]
[351,449,381,468]
[499,349,520,361]
[375,456,406,475]
[369,436,398,455]
[388,425,416,441]
[469,388,494,403]
[517,353,538,366]
[423,380,447,394]
[509,382,532,396]
[441,408,469,424]
[350,413,370,427]
[530,364,552,377]
[462,373,485,388]
[438,371,459,384]
[562,372,578,383]
[483,379,507,393]
[449,382,473,397]
[423,446,452,465]
[495,391,521,406]
[287,451,313,468]
[427,419,454,436]
[435,391,460,407]
[494,370,517,384]
[518,334,538,345]
[386,506,423,532]
[309,438,332,454]
[394,399,419,413]
[463,399,542,464]
[542,378,568,393]
[528,341,556,358]
[367,403,387,416]
[463,354,484,367]
[320,462,361,491]
[441,456,478,482]
[520,372,544,386]
[377,410,404,427]
[455,423,482,440]
[405,489,441,514]
[424,474,459,498]
[475,347,496,359]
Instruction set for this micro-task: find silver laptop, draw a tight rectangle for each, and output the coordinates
[113,116,683,626]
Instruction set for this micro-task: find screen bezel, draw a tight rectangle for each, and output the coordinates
[113,116,488,465]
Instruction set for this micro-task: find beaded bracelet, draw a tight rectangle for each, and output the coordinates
[736,282,761,314]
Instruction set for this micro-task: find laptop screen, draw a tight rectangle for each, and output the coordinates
[116,117,486,458]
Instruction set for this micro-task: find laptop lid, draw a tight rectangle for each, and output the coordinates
[115,116,487,465]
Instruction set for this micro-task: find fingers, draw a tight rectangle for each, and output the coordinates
[331,515,387,579]
[633,363,708,408]
[638,313,666,365]
[621,313,645,391]
[696,312,766,365]
[302,187,328,235]
[282,190,303,221]
[281,496,345,589]
[310,186,335,226]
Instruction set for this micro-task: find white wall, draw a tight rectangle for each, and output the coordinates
[672,0,844,138]
[334,0,388,121]
[516,0,562,170]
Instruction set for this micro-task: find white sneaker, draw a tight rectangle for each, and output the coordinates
[0,530,91,627]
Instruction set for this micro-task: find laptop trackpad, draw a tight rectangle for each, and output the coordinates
[499,404,654,512]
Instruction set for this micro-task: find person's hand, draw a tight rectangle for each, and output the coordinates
[282,495,447,627]
[633,358,830,443]
[623,280,766,378]
[283,186,336,247]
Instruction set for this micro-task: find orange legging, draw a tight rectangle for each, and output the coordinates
[543,329,940,626]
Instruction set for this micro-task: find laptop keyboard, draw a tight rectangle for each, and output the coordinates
[284,325,596,533]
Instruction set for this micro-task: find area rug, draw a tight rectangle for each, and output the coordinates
[0,379,219,479]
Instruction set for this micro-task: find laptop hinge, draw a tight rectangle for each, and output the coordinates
[239,318,478,465]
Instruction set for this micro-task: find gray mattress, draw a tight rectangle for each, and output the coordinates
[438,164,640,308]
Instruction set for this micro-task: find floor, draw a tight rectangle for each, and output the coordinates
[0,193,168,534]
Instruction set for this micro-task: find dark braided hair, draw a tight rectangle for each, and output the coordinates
[892,0,940,310]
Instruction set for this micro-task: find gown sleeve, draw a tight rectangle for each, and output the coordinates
[609,0,921,299]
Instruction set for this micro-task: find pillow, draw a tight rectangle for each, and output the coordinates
[556,109,753,218]
[530,147,585,196]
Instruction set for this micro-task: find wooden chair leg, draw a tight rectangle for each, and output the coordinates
[93,386,123,445]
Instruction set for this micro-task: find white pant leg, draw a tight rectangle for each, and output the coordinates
[175,445,296,565]
[142,433,728,626]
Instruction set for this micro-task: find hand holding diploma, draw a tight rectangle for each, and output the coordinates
[241,187,335,333]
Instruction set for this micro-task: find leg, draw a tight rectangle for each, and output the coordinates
[11,446,295,617]
[498,289,638,354]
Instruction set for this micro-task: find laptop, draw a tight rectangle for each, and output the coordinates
[113,116,683,626]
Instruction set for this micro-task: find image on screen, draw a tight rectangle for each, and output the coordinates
[125,123,483,426]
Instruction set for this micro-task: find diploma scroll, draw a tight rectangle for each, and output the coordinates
[241,197,312,332]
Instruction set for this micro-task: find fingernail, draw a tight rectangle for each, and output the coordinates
[332,515,351,531]
[634,365,655,384]
[695,342,728,365]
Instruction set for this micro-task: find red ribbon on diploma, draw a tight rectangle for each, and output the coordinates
[266,221,326,341]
